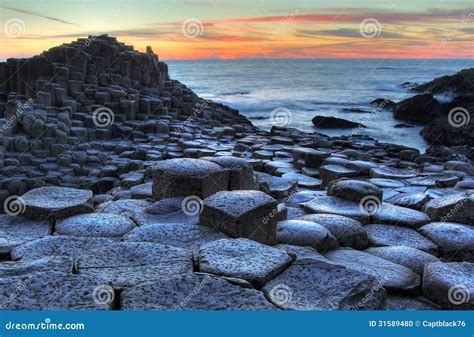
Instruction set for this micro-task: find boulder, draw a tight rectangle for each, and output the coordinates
[152,158,229,200]
[422,192,474,224]
[255,172,298,199]
[200,190,280,245]
[21,186,93,220]
[198,238,292,287]
[312,116,365,129]
[393,94,442,124]
[203,156,256,190]
[328,179,383,203]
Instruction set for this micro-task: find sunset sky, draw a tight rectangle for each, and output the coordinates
[0,0,473,60]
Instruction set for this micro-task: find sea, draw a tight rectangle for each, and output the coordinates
[167,59,473,152]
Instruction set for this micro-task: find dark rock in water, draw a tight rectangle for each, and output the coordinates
[412,68,474,95]
[422,262,474,310]
[342,108,371,113]
[393,94,442,124]
[262,259,386,310]
[371,98,396,111]
[312,116,365,129]
[121,273,277,310]
[394,123,414,128]
[422,117,474,147]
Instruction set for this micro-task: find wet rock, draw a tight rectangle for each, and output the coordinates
[393,94,442,124]
[386,193,431,210]
[328,179,382,203]
[198,238,292,287]
[124,223,227,250]
[0,215,52,257]
[200,190,279,244]
[276,219,338,252]
[422,262,473,310]
[319,165,358,185]
[312,116,366,129]
[21,186,93,220]
[422,191,474,224]
[281,173,322,189]
[55,213,136,238]
[99,199,152,218]
[365,246,440,275]
[262,259,386,310]
[134,197,200,227]
[152,158,229,200]
[370,167,417,179]
[297,214,369,250]
[365,224,438,255]
[418,222,474,262]
[0,256,73,277]
[325,248,420,292]
[121,273,277,310]
[130,182,152,199]
[275,244,329,262]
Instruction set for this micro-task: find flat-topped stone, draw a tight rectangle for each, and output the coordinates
[365,246,440,275]
[276,219,338,252]
[262,259,386,310]
[198,238,292,287]
[369,178,406,189]
[365,224,438,255]
[99,199,152,218]
[133,197,200,227]
[386,192,431,210]
[275,244,329,263]
[21,186,93,220]
[418,222,474,262]
[281,173,322,189]
[121,273,277,310]
[371,203,430,228]
[369,167,417,179]
[422,262,474,310]
[328,179,383,203]
[386,295,442,310]
[325,248,420,292]
[255,172,298,199]
[422,192,474,224]
[55,213,136,238]
[0,215,52,257]
[200,190,279,244]
[0,256,73,277]
[152,158,229,200]
[0,271,113,310]
[301,196,370,224]
[319,165,358,185]
[297,214,369,250]
[124,223,227,250]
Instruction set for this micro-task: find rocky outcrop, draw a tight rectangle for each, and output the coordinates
[392,94,442,124]
[312,116,365,129]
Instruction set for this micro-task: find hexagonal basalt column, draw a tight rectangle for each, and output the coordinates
[152,158,229,200]
[200,190,280,245]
